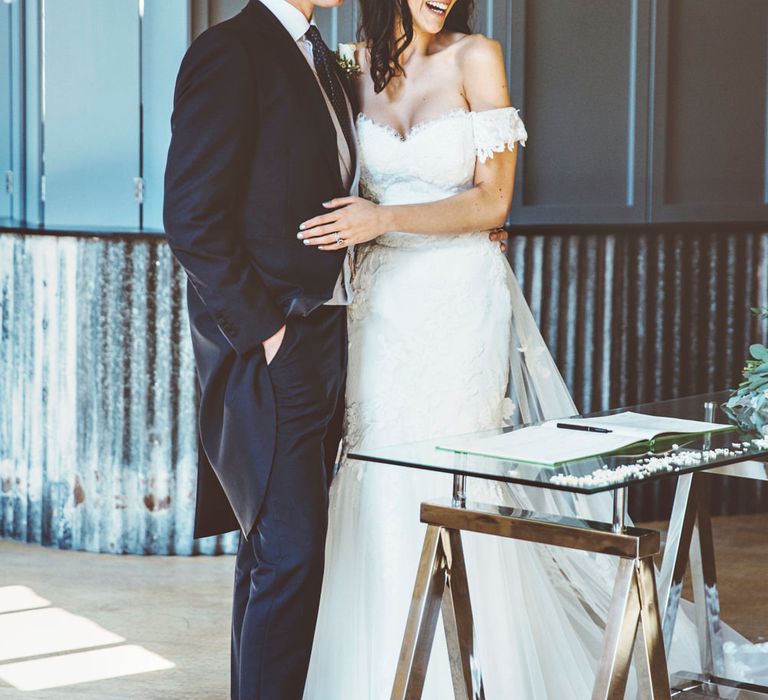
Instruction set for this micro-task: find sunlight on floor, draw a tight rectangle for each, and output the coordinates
[0,645,175,691]
[0,586,50,614]
[0,608,124,662]
[0,585,175,691]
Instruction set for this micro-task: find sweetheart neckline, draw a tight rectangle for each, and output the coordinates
[356,108,471,142]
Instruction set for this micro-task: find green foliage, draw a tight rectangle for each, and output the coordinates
[335,55,361,79]
[731,306,768,401]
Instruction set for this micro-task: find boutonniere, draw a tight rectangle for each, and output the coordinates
[336,43,361,79]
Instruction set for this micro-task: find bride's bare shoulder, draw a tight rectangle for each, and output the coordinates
[455,34,509,108]
[454,33,505,70]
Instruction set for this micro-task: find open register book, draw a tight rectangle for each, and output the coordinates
[436,411,733,466]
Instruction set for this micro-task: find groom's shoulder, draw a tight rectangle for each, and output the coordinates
[184,19,250,66]
[174,20,258,98]
[175,29,247,98]
[181,6,266,78]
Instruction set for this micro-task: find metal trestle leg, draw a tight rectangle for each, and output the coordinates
[659,473,725,677]
[391,525,448,700]
[440,529,485,700]
[391,499,671,699]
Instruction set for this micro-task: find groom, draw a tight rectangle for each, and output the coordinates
[163,0,357,697]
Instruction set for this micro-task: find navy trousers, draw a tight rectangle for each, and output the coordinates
[231,307,346,700]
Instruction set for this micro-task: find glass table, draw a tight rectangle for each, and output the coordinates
[349,391,768,700]
[671,673,768,699]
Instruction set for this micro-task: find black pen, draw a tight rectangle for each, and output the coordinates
[556,422,613,434]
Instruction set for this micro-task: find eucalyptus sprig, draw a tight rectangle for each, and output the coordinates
[729,306,768,405]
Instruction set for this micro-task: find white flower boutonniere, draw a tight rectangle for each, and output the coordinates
[336,43,361,79]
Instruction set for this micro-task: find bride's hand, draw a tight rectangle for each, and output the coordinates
[489,227,509,254]
[297,197,387,251]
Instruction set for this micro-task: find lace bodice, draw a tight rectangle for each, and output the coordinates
[356,106,527,247]
[357,107,526,197]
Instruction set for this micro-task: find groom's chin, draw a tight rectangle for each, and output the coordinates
[312,0,344,8]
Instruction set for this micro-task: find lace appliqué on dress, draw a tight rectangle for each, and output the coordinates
[471,107,528,163]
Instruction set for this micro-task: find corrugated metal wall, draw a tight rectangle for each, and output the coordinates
[0,232,237,554]
[1,227,765,553]
[511,227,768,411]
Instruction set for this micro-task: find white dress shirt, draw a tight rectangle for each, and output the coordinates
[260,0,359,305]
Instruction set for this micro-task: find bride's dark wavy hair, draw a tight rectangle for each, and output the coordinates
[359,0,475,93]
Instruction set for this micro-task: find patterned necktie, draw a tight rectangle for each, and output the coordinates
[305,25,355,161]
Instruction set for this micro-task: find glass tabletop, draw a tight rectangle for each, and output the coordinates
[348,391,768,494]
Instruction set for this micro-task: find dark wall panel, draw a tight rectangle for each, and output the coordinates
[193,2,768,225]
[522,2,634,205]
[651,0,768,222]
[508,0,650,225]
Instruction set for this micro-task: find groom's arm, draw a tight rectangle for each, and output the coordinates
[163,30,284,357]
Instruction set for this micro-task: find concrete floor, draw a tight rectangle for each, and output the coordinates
[0,513,766,699]
[0,540,233,699]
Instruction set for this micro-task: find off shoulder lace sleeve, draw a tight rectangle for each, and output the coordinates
[471,107,528,163]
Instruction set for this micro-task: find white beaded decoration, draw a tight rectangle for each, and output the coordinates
[549,437,768,488]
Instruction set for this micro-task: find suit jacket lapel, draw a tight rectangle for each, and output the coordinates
[333,62,359,117]
[244,1,344,191]
[330,56,359,177]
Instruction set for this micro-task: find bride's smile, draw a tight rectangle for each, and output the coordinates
[424,1,450,18]
[411,0,457,32]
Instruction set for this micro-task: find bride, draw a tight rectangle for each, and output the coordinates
[298,0,752,697]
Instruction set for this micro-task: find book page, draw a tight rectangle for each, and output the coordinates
[543,412,730,441]
[437,412,733,465]
[437,425,640,466]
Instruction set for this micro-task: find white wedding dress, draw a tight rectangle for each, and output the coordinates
[304,107,763,699]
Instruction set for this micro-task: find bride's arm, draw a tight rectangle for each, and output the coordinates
[299,37,517,250]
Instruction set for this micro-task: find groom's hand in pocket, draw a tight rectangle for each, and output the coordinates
[489,227,508,253]
[263,324,287,365]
